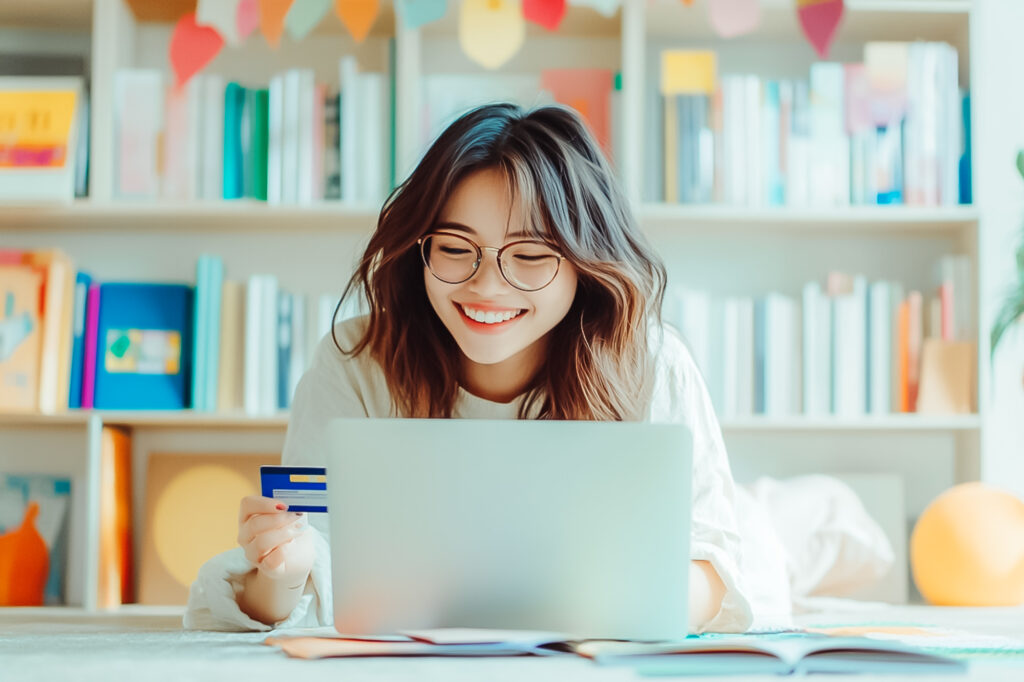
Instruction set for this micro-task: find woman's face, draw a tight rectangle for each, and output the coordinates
[423,167,578,367]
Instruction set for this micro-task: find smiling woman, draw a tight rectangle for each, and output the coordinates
[185,103,753,638]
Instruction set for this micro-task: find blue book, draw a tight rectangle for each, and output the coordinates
[93,283,193,410]
[753,298,766,415]
[223,82,246,200]
[191,256,209,411]
[68,271,92,409]
[205,256,224,412]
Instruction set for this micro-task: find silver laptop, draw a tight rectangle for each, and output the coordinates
[325,418,693,640]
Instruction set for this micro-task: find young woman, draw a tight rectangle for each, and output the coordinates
[185,103,753,634]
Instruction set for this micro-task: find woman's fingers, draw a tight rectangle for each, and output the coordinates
[245,522,306,564]
[238,511,304,546]
[238,495,287,525]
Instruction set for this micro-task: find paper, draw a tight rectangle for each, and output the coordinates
[660,50,716,96]
[540,69,613,154]
[260,0,293,48]
[524,0,566,31]
[237,0,261,40]
[286,0,332,39]
[169,12,225,88]
[197,0,242,44]
[459,0,526,70]
[395,0,447,29]
[707,0,760,39]
[0,90,77,168]
[335,0,380,43]
[864,42,908,126]
[567,0,618,17]
[798,0,844,59]
[265,636,542,659]
[401,628,571,645]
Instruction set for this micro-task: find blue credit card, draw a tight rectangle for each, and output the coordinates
[260,465,327,513]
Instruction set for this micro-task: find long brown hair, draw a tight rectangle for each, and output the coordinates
[334,102,667,420]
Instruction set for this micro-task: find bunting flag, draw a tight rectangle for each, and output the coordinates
[196,0,242,44]
[169,12,225,88]
[259,0,293,47]
[707,0,761,38]
[286,0,333,40]
[459,0,525,70]
[524,0,566,31]
[567,0,619,17]
[237,0,261,40]
[395,0,447,29]
[682,0,695,5]
[335,0,380,43]
[797,0,844,58]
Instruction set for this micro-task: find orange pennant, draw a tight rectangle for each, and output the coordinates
[335,0,380,43]
[260,0,292,48]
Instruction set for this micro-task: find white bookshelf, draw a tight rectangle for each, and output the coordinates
[4,0,1024,610]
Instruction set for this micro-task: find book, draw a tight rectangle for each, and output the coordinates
[576,635,965,676]
[217,280,245,412]
[113,70,163,198]
[0,264,43,412]
[21,249,74,414]
[81,282,101,410]
[92,283,193,410]
[98,426,133,607]
[0,474,72,605]
[67,271,92,409]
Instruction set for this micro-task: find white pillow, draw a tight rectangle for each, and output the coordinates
[741,475,895,599]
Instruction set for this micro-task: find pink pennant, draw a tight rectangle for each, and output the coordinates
[237,0,260,39]
[524,0,566,31]
[169,12,225,88]
[798,0,844,58]
[707,0,761,39]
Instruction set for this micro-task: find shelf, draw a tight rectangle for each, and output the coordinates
[0,200,382,231]
[0,411,980,433]
[640,204,979,234]
[719,414,981,432]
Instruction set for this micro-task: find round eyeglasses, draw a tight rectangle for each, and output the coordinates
[418,232,565,292]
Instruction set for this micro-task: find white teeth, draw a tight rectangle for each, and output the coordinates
[460,305,523,324]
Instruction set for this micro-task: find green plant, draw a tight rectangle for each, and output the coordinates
[989,151,1024,359]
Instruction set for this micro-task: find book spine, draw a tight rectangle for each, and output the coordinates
[68,272,91,409]
[206,257,224,412]
[81,283,101,410]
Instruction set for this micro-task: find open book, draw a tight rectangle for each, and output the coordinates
[265,628,965,674]
[575,635,967,676]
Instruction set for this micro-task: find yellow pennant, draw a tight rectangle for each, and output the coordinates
[459,0,526,70]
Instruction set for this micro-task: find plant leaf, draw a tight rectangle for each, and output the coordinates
[1017,150,1024,181]
[991,282,1024,360]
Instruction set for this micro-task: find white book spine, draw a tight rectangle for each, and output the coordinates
[834,276,868,416]
[283,70,301,204]
[244,275,262,415]
[744,75,763,207]
[267,75,284,204]
[869,281,892,414]
[297,70,316,204]
[262,276,280,414]
[359,73,385,205]
[289,293,307,397]
[200,74,225,201]
[339,56,359,202]
[802,282,827,415]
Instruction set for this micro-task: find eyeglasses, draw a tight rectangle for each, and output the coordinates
[418,231,565,292]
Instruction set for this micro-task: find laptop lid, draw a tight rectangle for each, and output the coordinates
[325,418,693,640]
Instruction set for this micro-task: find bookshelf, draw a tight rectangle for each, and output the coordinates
[3,0,1024,610]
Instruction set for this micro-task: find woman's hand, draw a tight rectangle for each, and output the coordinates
[237,495,316,585]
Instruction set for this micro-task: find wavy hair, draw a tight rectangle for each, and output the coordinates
[334,102,667,420]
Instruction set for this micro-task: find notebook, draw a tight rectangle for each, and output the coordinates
[575,634,967,676]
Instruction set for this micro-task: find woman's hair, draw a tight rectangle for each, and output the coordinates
[334,102,667,420]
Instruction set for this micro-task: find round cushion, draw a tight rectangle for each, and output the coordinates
[910,482,1024,606]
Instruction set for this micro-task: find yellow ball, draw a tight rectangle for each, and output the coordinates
[910,482,1024,606]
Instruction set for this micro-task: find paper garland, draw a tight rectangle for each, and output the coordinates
[196,0,242,45]
[459,0,525,71]
[237,0,260,40]
[524,0,567,31]
[708,0,761,39]
[286,0,333,40]
[169,12,225,88]
[395,0,447,29]
[797,0,845,58]
[335,0,380,43]
[259,0,292,48]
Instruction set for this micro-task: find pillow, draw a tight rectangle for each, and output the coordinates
[741,475,895,599]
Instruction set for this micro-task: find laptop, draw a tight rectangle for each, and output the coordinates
[325,418,693,640]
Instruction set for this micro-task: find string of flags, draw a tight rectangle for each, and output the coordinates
[169,0,845,87]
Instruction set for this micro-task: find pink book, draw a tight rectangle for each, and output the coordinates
[939,282,954,341]
[312,83,326,202]
[81,282,101,409]
[907,290,923,412]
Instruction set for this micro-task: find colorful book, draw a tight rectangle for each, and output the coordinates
[92,283,193,410]
[68,271,92,409]
[81,282,101,410]
[217,280,245,412]
[222,82,245,200]
[0,264,43,412]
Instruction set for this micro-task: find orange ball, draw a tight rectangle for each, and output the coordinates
[910,482,1024,606]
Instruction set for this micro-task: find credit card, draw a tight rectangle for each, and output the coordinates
[260,465,327,513]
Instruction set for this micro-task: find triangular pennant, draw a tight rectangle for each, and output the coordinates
[286,0,333,40]
[524,0,566,31]
[707,0,760,39]
[335,0,380,43]
[395,0,447,29]
[797,0,844,58]
[260,0,293,48]
[169,12,225,88]
[459,0,525,70]
[196,0,242,45]
[237,0,261,40]
[567,0,618,17]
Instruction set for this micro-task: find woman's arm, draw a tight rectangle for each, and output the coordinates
[238,566,312,625]
[688,559,727,631]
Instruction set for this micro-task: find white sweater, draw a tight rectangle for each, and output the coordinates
[184,315,754,633]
